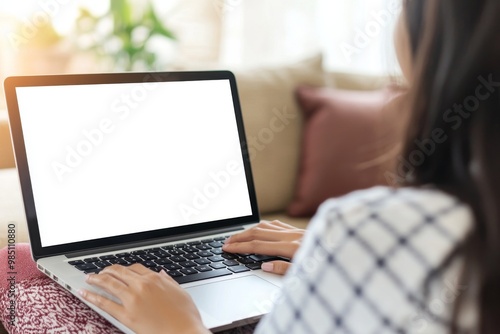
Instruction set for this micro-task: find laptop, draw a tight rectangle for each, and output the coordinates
[4,71,283,333]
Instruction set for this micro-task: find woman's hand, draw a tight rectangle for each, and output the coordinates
[79,264,209,334]
[222,220,305,275]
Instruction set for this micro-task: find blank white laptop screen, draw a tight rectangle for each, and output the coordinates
[15,79,252,247]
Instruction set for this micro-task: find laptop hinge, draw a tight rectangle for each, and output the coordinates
[65,225,244,258]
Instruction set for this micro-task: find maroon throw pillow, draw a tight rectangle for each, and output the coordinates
[287,86,402,217]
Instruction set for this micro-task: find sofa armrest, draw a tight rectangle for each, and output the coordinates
[0,112,15,169]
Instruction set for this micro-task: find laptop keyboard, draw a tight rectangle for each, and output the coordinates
[68,236,283,284]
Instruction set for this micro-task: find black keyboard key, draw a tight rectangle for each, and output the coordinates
[209,262,226,270]
[194,258,210,265]
[223,260,239,266]
[174,243,187,248]
[68,260,85,266]
[197,251,213,257]
[179,261,197,268]
[180,268,198,275]
[187,241,202,246]
[246,263,262,270]
[228,265,250,273]
[84,257,100,263]
[221,253,237,260]
[76,263,98,271]
[169,250,185,256]
[183,247,199,253]
[161,245,175,250]
[209,241,224,248]
[167,270,182,277]
[163,263,182,271]
[140,261,158,268]
[169,256,185,263]
[208,255,224,262]
[109,258,129,265]
[123,256,141,264]
[183,253,200,260]
[155,258,173,265]
[210,248,224,255]
[145,247,162,253]
[201,238,214,243]
[238,257,255,265]
[100,255,117,261]
[95,261,112,268]
[139,254,158,261]
[196,244,212,250]
[151,267,163,272]
[196,265,212,272]
[173,269,233,284]
[116,252,131,258]
[249,254,280,262]
[84,269,101,274]
[154,250,171,258]
[214,237,226,241]
[131,250,147,255]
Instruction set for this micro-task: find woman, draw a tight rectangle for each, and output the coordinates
[78,0,500,332]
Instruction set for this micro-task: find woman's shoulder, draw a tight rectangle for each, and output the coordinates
[313,186,472,243]
[318,186,468,214]
[302,186,473,273]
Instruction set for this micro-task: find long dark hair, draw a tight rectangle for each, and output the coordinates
[402,0,500,332]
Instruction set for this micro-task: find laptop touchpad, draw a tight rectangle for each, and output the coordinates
[186,275,280,326]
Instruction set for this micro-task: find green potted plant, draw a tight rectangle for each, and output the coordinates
[75,0,176,71]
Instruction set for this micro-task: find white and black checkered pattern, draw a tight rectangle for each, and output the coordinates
[255,187,474,334]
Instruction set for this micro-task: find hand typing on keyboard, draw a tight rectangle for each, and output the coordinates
[80,264,210,334]
[222,220,305,275]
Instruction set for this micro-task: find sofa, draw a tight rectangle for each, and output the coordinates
[0,56,393,333]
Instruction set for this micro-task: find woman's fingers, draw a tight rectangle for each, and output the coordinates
[85,269,129,297]
[80,267,131,322]
[126,263,156,276]
[226,227,303,244]
[257,220,288,230]
[226,220,291,243]
[79,289,124,318]
[261,261,292,275]
[267,220,298,230]
[223,240,299,258]
[224,220,305,261]
[81,264,209,334]
[83,265,152,305]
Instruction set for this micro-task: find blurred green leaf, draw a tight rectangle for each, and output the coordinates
[75,0,176,71]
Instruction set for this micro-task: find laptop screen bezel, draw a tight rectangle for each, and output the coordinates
[4,71,260,260]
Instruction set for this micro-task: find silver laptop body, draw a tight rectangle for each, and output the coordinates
[4,71,283,333]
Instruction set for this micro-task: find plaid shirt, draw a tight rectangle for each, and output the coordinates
[255,187,475,334]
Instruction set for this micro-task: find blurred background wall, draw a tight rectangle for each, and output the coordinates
[0,0,401,109]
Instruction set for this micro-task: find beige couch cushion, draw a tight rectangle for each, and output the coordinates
[0,169,29,249]
[235,55,325,214]
[0,112,15,169]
